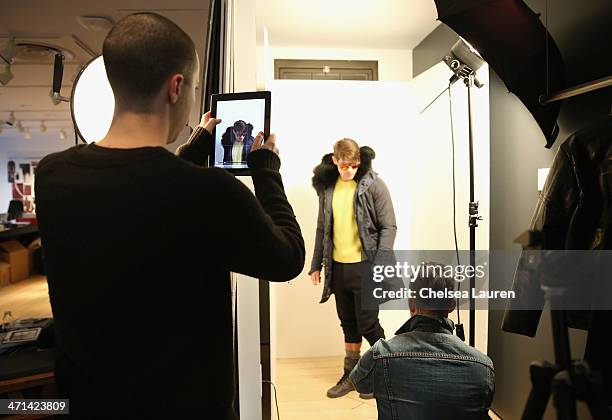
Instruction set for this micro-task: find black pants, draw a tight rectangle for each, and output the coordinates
[332,260,385,346]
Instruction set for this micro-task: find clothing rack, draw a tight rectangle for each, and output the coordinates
[540,74,612,105]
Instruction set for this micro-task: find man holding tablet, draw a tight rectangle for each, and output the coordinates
[35,13,304,419]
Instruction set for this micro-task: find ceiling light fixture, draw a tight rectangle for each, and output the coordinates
[77,16,114,32]
[51,53,70,105]
[24,128,32,140]
[59,129,67,140]
[0,38,17,86]
[40,120,47,133]
[7,111,16,126]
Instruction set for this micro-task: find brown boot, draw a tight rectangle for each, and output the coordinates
[326,356,358,398]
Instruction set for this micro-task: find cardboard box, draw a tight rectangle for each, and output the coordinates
[0,261,10,288]
[28,238,42,274]
[0,240,29,283]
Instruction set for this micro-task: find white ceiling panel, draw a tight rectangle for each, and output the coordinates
[257,0,439,50]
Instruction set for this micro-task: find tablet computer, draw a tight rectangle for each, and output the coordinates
[211,91,271,175]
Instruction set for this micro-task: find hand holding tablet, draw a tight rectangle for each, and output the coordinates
[210,91,271,175]
[199,111,222,135]
[251,132,278,156]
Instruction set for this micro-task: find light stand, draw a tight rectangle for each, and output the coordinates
[420,39,485,347]
[463,73,483,347]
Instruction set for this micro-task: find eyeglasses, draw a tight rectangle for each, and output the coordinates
[338,163,360,170]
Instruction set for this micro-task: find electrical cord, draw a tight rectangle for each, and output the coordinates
[448,81,463,333]
[262,379,280,420]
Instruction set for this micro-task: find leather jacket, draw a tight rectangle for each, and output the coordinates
[503,116,612,336]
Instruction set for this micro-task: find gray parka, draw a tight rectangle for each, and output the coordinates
[309,146,397,303]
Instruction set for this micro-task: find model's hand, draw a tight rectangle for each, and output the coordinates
[311,271,321,286]
[251,132,279,156]
[199,111,222,135]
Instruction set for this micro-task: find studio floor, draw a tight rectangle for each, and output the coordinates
[1,276,501,419]
[275,356,377,420]
[0,275,52,321]
[274,357,502,420]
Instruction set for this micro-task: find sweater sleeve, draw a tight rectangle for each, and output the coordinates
[204,149,305,281]
[176,126,211,166]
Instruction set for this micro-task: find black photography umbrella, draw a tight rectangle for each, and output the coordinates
[434,0,565,148]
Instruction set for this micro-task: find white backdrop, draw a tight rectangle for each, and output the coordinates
[268,62,490,359]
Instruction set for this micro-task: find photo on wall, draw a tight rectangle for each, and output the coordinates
[7,158,39,213]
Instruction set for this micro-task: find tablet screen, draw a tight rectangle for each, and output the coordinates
[214,98,266,170]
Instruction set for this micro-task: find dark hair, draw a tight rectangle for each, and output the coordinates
[232,120,248,135]
[223,120,254,142]
[333,138,360,162]
[102,13,197,112]
[409,262,456,316]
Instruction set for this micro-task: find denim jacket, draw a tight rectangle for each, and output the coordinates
[349,315,495,420]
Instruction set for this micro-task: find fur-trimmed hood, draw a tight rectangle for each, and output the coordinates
[312,146,376,193]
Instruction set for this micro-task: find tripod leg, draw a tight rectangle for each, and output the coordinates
[552,370,578,420]
[577,362,612,420]
[585,397,612,420]
[521,362,557,420]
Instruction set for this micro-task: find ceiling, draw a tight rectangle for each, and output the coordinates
[1,0,441,157]
[0,0,210,157]
[256,0,440,50]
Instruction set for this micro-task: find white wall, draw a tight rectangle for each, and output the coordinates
[232,1,263,419]
[256,41,414,363]
[267,62,491,359]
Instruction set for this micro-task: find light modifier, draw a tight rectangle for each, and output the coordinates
[71,56,114,143]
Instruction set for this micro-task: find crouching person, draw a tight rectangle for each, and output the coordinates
[349,264,495,419]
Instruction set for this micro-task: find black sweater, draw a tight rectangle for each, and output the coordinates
[34,128,305,418]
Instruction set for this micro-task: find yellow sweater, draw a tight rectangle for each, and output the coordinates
[332,178,363,263]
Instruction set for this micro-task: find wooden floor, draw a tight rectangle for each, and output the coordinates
[0,277,502,419]
[275,356,377,420]
[274,357,502,420]
[0,275,52,321]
